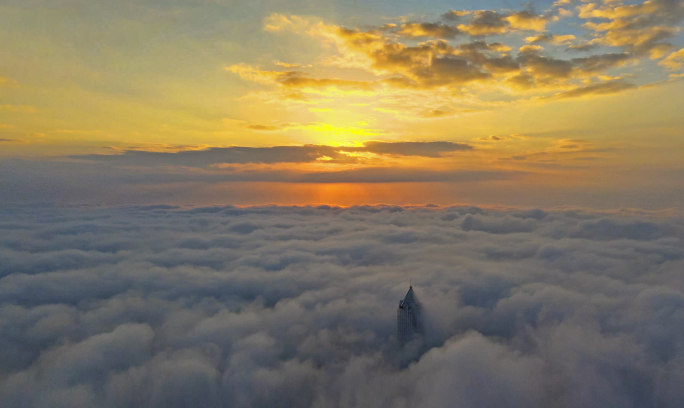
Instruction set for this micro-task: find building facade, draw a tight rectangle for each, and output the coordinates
[397,285,422,346]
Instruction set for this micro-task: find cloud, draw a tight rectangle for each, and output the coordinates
[511,46,635,88]
[477,134,526,142]
[247,23,640,100]
[246,124,281,131]
[461,213,538,233]
[525,34,576,45]
[396,23,462,39]
[227,65,376,93]
[70,141,474,168]
[0,205,682,407]
[549,80,637,99]
[456,10,553,35]
[579,0,684,57]
[228,2,681,109]
[340,141,472,157]
[457,11,511,36]
[73,145,351,166]
[440,10,470,22]
[311,25,494,89]
[567,217,672,240]
[392,10,551,38]
[505,10,553,32]
[659,47,684,70]
[571,52,633,73]
[227,64,287,85]
[263,13,312,33]
[566,43,600,53]
[274,61,312,68]
[516,45,574,79]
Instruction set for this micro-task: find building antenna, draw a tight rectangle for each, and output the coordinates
[410,278,412,288]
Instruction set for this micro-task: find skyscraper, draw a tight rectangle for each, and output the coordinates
[397,285,422,346]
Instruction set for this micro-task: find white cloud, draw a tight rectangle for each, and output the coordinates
[0,205,683,407]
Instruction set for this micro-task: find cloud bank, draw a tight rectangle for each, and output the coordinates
[1,205,683,407]
[70,141,473,167]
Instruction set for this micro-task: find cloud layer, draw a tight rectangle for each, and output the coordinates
[1,205,683,407]
[71,141,474,167]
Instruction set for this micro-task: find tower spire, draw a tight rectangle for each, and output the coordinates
[397,283,422,346]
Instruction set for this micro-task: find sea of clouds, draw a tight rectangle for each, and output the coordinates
[0,204,683,408]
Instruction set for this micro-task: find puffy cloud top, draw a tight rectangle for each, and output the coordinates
[0,205,683,407]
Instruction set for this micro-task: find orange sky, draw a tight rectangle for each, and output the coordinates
[1,0,683,208]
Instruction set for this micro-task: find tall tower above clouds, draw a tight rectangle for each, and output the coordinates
[397,285,422,346]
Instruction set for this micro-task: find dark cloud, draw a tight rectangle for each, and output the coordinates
[459,10,509,35]
[69,141,474,168]
[440,10,469,22]
[516,46,574,79]
[69,141,473,168]
[457,41,520,73]
[0,205,682,407]
[72,145,346,166]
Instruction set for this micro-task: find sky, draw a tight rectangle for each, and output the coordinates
[1,204,683,407]
[1,0,684,208]
[2,2,684,404]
